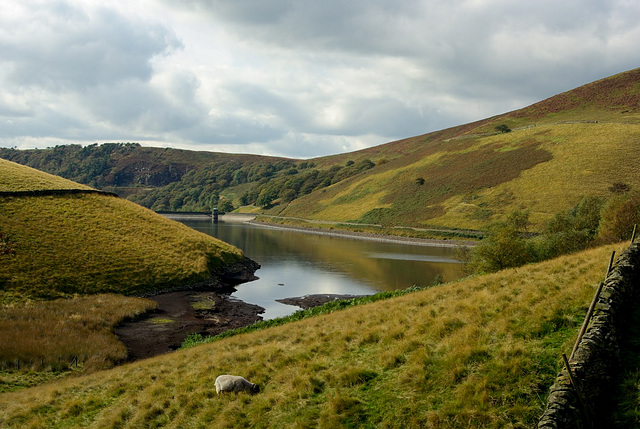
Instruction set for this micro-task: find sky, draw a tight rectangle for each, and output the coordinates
[1,1,639,159]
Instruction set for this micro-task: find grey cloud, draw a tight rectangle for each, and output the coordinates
[0,2,182,90]
[2,0,639,159]
[166,0,640,98]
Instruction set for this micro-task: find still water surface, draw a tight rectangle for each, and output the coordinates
[182,220,466,319]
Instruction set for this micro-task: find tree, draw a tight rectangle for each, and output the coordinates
[533,196,604,259]
[472,211,534,272]
[218,198,234,213]
[256,188,278,208]
[279,188,297,203]
[598,192,640,243]
[495,124,511,133]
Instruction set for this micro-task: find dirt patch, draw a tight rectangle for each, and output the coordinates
[116,290,264,361]
[277,294,367,310]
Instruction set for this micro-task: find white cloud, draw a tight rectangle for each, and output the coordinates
[0,0,639,157]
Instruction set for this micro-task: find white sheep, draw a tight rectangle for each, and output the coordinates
[215,374,260,396]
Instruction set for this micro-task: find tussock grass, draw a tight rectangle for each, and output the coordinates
[0,192,244,301]
[0,242,627,428]
[0,294,155,390]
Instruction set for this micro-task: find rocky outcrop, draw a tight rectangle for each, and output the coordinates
[215,257,261,285]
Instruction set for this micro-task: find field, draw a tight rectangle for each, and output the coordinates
[3,69,640,427]
[279,121,640,231]
[0,193,245,301]
[1,160,257,390]
[0,242,628,428]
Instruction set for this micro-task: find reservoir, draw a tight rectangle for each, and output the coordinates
[181,219,467,319]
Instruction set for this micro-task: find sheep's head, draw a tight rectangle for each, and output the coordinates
[251,384,260,394]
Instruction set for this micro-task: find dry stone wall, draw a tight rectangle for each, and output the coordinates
[538,242,640,428]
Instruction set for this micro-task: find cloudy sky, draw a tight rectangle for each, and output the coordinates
[1,0,639,158]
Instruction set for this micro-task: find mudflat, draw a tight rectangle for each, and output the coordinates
[116,290,264,361]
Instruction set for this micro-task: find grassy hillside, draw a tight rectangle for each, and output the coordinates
[0,159,250,302]
[278,68,640,230]
[0,242,627,428]
[0,158,93,192]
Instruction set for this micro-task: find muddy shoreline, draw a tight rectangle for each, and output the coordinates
[116,289,264,361]
[116,290,357,361]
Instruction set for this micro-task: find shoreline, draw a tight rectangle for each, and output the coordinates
[247,219,477,248]
[117,216,474,361]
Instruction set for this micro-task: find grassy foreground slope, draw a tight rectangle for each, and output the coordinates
[0,159,250,302]
[0,242,626,428]
[278,68,640,230]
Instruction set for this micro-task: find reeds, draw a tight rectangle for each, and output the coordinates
[0,294,155,379]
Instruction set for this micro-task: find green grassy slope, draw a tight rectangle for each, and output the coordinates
[0,242,627,428]
[0,160,249,302]
[278,68,640,230]
[0,158,93,192]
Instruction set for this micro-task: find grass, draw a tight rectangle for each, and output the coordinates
[0,158,93,192]
[0,294,155,391]
[280,121,640,232]
[0,241,627,428]
[0,192,245,302]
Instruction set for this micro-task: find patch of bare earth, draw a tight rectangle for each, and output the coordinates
[116,290,264,361]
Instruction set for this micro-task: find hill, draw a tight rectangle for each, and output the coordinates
[0,158,257,302]
[3,68,640,233]
[277,68,640,230]
[0,241,629,427]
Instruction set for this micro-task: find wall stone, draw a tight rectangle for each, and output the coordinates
[538,242,640,428]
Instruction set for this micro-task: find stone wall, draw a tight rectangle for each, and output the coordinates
[538,242,640,428]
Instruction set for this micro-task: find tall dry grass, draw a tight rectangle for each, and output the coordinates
[0,294,155,376]
[0,242,627,428]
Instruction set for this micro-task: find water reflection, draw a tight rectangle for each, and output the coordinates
[182,220,466,319]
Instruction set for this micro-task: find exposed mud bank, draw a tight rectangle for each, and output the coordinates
[116,256,262,361]
[277,294,367,310]
[116,289,265,361]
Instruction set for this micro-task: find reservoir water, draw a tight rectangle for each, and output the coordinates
[181,219,467,319]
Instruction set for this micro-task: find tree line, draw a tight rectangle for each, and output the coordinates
[467,187,640,273]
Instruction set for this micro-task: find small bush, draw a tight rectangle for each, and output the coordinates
[472,214,535,273]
